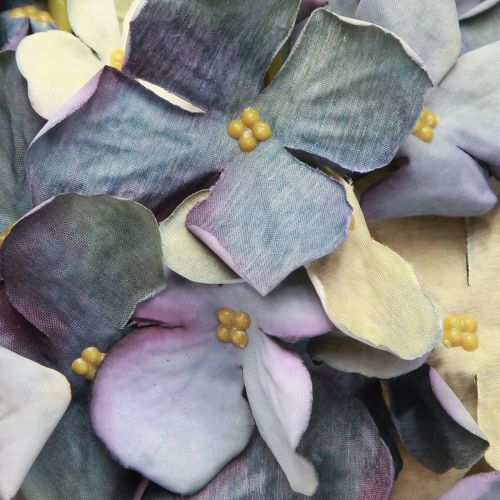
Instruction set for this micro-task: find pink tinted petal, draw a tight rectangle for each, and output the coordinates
[440,472,500,499]
[240,330,317,496]
[90,326,253,495]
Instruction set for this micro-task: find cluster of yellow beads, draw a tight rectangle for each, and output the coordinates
[443,315,479,352]
[71,347,106,381]
[0,223,14,248]
[412,108,439,142]
[109,48,125,71]
[227,107,272,152]
[216,307,251,348]
[10,6,53,23]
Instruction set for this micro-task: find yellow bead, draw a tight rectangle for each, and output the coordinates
[110,48,125,64]
[85,365,97,381]
[460,315,478,333]
[412,119,423,134]
[418,125,433,142]
[231,328,249,349]
[96,352,106,367]
[443,315,461,330]
[233,311,251,330]
[10,7,26,18]
[0,223,14,248]
[421,109,438,128]
[240,107,260,127]
[81,346,101,365]
[443,328,462,348]
[238,130,257,152]
[462,332,479,352]
[217,307,234,326]
[227,119,246,139]
[216,324,232,343]
[252,121,271,141]
[71,358,89,376]
[24,6,38,16]
[36,11,53,23]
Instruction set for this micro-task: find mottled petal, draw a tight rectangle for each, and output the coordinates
[309,332,429,378]
[257,10,431,173]
[240,330,317,495]
[440,472,500,500]
[1,193,165,381]
[123,0,300,112]
[16,31,104,119]
[307,181,441,359]
[91,326,253,495]
[0,51,45,235]
[461,3,500,52]
[0,12,28,51]
[387,365,488,473]
[187,143,351,295]
[356,0,461,85]
[26,69,222,213]
[0,347,70,500]
[458,0,500,18]
[325,0,359,16]
[160,191,241,284]
[67,0,121,61]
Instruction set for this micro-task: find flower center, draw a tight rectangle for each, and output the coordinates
[216,307,251,348]
[109,48,125,71]
[10,6,53,23]
[227,107,272,153]
[71,346,106,380]
[442,314,478,351]
[412,108,439,142]
[0,223,14,248]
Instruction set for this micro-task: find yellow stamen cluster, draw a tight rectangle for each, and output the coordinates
[0,223,14,248]
[71,346,106,381]
[109,48,125,71]
[10,6,53,23]
[443,315,479,352]
[216,307,251,348]
[412,108,439,142]
[227,107,272,152]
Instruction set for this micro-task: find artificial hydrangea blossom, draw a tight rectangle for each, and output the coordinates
[24,0,431,295]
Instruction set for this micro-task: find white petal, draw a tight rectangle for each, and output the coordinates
[0,347,70,500]
[16,31,104,119]
[241,331,318,496]
[67,0,121,61]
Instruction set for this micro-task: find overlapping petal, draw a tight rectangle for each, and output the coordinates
[440,472,500,500]
[460,1,500,52]
[0,12,28,51]
[306,181,441,360]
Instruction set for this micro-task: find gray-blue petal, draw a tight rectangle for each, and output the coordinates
[326,0,359,17]
[0,12,28,51]
[460,2,500,52]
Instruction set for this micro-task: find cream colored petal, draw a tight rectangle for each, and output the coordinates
[121,0,142,45]
[115,0,136,29]
[306,181,441,360]
[137,79,202,113]
[16,31,104,119]
[160,191,242,284]
[67,0,121,62]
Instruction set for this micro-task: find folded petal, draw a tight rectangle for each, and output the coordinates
[309,332,429,378]
[0,347,70,500]
[240,330,317,495]
[298,0,327,21]
[123,0,300,112]
[440,472,500,500]
[306,181,441,360]
[356,0,461,85]
[386,365,488,473]
[458,0,500,18]
[16,30,104,119]
[0,12,28,51]
[67,0,121,61]
[460,4,500,52]
[257,10,431,173]
[91,325,253,495]
[0,51,45,235]
[325,0,359,16]
[1,193,165,381]
[26,69,223,212]
[160,191,241,284]
[187,143,351,294]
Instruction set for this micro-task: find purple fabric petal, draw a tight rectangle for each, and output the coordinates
[91,325,253,495]
[440,472,500,500]
[123,0,300,112]
[386,365,488,473]
[0,13,28,51]
[134,270,332,342]
[298,0,328,21]
[186,144,351,295]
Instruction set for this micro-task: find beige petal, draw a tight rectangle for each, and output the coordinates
[306,181,441,360]
[160,191,242,284]
[477,365,499,469]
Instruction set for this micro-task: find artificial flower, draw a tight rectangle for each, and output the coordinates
[90,268,334,496]
[458,0,500,52]
[0,2,56,52]
[441,471,500,499]
[356,0,500,218]
[24,0,431,295]
[367,187,500,470]
[0,193,165,498]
